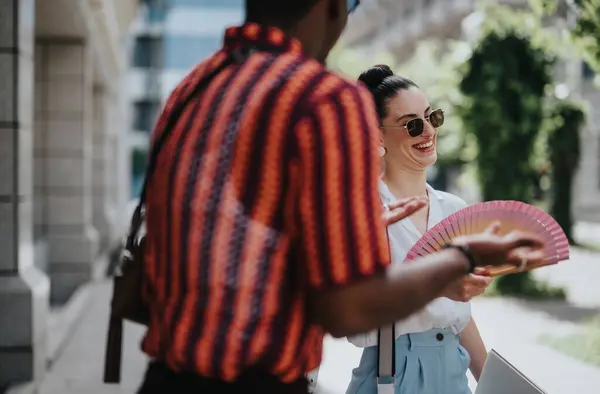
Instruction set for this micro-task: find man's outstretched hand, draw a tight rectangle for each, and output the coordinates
[453,222,546,269]
[382,197,428,227]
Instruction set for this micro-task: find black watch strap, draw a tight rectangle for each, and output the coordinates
[443,244,477,274]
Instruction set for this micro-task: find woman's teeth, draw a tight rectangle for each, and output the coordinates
[413,141,433,149]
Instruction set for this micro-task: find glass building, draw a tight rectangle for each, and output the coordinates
[128,0,244,196]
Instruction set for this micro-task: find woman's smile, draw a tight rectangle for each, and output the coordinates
[411,137,436,155]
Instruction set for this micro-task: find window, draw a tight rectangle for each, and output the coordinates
[133,100,161,133]
[133,35,164,68]
[141,0,169,22]
[164,35,221,70]
[131,148,149,198]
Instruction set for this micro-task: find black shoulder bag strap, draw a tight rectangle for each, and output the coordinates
[377,219,396,393]
[377,323,396,392]
[123,49,249,247]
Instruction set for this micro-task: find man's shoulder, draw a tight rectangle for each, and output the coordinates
[164,55,219,102]
[306,60,365,98]
[289,58,370,108]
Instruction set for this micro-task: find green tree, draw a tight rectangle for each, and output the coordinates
[326,45,398,78]
[532,0,600,73]
[546,98,586,243]
[459,30,555,296]
[572,0,600,72]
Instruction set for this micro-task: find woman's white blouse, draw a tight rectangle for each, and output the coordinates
[347,181,472,348]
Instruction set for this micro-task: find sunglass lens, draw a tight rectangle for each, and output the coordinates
[347,0,360,13]
[429,109,444,128]
[407,118,424,137]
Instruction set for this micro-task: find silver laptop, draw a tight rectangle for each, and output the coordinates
[475,349,546,394]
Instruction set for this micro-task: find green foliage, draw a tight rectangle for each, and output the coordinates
[546,98,586,243]
[531,0,600,74]
[529,0,559,14]
[459,25,555,295]
[326,45,398,78]
[476,1,570,57]
[460,32,554,201]
[572,0,600,72]
[485,278,566,299]
[541,314,600,366]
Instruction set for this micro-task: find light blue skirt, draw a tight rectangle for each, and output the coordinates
[346,327,472,394]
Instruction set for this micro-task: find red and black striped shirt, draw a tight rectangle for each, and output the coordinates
[142,23,390,383]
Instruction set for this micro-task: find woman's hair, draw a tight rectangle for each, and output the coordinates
[357,65,418,120]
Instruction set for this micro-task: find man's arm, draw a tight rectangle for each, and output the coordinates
[312,248,472,337]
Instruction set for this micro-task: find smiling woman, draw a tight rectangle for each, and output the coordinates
[340,64,492,394]
[358,65,443,172]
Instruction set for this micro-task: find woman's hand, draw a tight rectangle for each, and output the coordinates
[443,267,492,302]
[382,197,428,227]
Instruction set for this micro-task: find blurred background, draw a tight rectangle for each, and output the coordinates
[1,0,599,393]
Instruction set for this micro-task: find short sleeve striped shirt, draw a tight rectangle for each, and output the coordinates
[141,23,391,383]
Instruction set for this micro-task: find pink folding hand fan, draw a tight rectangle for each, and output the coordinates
[404,200,570,277]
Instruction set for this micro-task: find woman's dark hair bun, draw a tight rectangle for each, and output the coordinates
[357,64,394,91]
[356,64,419,120]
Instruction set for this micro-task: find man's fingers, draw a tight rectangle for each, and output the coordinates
[484,221,501,235]
[473,266,492,276]
[466,274,492,287]
[504,231,545,250]
[506,248,547,266]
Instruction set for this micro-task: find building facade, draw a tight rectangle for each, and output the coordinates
[0,0,138,389]
[127,0,244,196]
[343,0,600,222]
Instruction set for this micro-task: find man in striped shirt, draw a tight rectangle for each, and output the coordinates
[137,0,545,392]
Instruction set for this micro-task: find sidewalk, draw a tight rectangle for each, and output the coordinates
[10,228,600,394]
[15,281,149,394]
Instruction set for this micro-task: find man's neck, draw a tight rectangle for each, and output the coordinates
[382,165,428,200]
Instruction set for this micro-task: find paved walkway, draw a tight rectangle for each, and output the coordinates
[29,281,148,394]
[14,223,600,394]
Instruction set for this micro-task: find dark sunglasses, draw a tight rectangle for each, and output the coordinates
[380,109,445,137]
[347,0,360,13]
